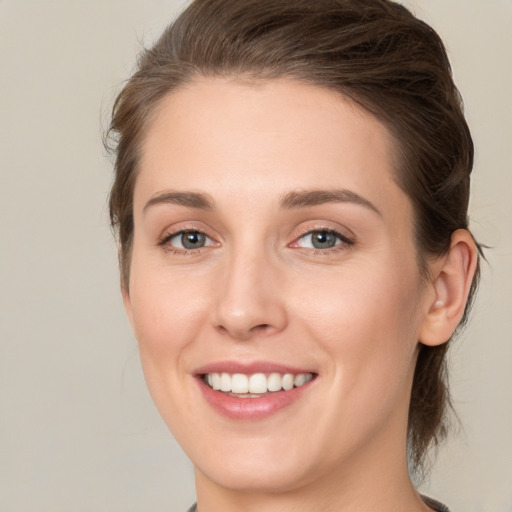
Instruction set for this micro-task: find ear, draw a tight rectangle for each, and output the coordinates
[419,229,479,346]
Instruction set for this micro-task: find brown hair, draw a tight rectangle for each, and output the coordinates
[106,0,481,476]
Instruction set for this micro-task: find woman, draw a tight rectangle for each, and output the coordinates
[106,0,481,510]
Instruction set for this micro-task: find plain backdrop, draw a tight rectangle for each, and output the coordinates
[1,0,511,511]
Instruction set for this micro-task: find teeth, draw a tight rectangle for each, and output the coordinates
[212,373,221,390]
[267,372,282,392]
[294,373,307,387]
[231,373,249,394]
[204,372,313,394]
[282,373,294,391]
[220,373,231,392]
[249,373,267,393]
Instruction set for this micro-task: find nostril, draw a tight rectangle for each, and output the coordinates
[215,322,274,341]
[250,323,271,333]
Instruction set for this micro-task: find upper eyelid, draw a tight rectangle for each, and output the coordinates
[161,229,215,244]
[295,230,351,245]
[297,227,346,237]
[293,223,354,241]
[166,229,212,240]
[158,223,217,242]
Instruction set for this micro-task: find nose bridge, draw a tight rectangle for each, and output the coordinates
[213,241,287,340]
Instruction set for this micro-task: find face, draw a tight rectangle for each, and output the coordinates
[124,78,432,493]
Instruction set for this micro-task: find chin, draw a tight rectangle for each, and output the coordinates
[182,429,320,493]
[197,456,313,494]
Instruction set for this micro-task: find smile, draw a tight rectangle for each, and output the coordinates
[196,364,318,420]
[202,372,315,397]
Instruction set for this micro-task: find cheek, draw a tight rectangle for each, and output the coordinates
[298,256,421,336]
[127,252,211,366]
[126,259,213,428]
[296,258,423,400]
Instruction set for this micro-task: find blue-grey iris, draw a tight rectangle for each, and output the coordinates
[182,232,206,249]
[312,231,337,249]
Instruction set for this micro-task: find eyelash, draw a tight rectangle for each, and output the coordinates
[158,229,216,255]
[158,227,354,255]
[291,227,354,255]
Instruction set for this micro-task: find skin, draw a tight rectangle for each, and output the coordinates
[123,78,477,512]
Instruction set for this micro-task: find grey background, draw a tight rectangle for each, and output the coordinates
[1,0,511,510]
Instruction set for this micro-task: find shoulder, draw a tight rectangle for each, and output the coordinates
[421,494,451,512]
[187,499,449,512]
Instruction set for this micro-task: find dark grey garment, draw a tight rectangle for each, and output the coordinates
[421,494,451,512]
[187,495,450,511]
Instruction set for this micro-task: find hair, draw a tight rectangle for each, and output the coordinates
[106,0,482,477]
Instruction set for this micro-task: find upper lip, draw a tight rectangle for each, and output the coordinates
[194,360,316,376]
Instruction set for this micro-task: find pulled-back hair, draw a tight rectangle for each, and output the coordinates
[106,0,481,476]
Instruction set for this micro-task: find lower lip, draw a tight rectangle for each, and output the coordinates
[196,377,314,420]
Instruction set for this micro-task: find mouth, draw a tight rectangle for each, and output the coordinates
[201,371,315,398]
[195,365,318,420]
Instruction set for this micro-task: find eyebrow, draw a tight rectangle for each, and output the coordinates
[143,191,216,214]
[280,189,382,216]
[142,188,381,217]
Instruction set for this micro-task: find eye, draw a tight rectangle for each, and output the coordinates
[294,229,351,250]
[163,230,215,250]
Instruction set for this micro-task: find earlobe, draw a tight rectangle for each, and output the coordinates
[419,229,478,347]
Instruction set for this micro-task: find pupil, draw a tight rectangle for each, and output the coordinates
[182,232,205,249]
[313,231,336,249]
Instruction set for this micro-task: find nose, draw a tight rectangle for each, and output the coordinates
[212,247,288,341]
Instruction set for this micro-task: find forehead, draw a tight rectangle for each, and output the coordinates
[136,77,409,221]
